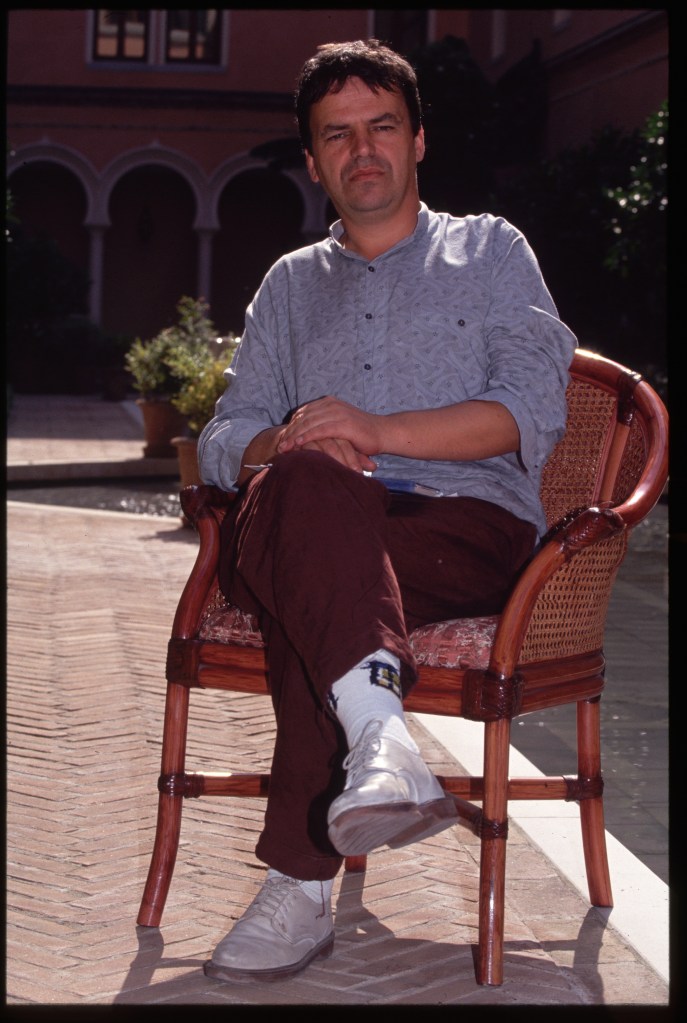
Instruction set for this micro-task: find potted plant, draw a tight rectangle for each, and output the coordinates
[167,330,239,489]
[125,296,219,457]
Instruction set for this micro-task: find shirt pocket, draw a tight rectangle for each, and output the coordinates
[407,306,489,406]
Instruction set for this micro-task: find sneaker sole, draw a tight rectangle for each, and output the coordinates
[328,796,458,856]
[203,932,335,983]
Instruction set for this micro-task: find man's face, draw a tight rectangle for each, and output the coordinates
[304,77,425,225]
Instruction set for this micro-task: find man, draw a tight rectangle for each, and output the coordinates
[198,39,576,983]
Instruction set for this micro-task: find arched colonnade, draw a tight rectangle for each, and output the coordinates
[8,140,330,336]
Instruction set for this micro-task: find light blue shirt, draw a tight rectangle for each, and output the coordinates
[198,204,577,536]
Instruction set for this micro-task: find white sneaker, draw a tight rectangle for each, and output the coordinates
[327,719,458,856]
[204,874,334,982]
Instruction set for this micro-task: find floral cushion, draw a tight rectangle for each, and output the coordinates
[409,615,498,670]
[199,605,265,648]
[199,603,498,670]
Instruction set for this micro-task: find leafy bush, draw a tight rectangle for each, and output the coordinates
[125,296,238,435]
[126,296,219,399]
[125,333,186,400]
[169,338,238,437]
[604,102,667,279]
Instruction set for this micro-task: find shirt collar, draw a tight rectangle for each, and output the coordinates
[329,202,430,261]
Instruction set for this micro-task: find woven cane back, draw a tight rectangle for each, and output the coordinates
[539,381,619,529]
[611,411,652,506]
[518,352,653,664]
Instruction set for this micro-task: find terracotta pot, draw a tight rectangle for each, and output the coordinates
[172,435,201,489]
[137,398,188,458]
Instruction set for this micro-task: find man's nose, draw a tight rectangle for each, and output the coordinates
[350,130,375,159]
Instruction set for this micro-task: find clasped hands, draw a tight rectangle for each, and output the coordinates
[277,396,380,473]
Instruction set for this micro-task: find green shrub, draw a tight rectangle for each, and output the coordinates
[169,339,238,437]
[125,296,238,434]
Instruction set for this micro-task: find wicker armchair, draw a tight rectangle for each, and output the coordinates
[137,349,668,986]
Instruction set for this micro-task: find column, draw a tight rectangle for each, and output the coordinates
[86,223,107,326]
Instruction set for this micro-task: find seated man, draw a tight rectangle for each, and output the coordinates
[198,38,576,982]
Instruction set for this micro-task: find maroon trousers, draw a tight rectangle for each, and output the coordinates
[219,451,536,880]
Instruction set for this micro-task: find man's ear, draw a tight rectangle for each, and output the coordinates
[414,126,426,164]
[305,150,320,184]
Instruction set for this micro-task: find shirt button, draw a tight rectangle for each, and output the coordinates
[364,363,372,370]
[458,319,466,326]
[368,266,375,272]
[365,313,373,320]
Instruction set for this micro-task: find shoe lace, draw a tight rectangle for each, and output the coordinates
[341,718,384,782]
[247,874,329,923]
[246,875,302,920]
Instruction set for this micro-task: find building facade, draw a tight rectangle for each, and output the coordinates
[7,8,668,343]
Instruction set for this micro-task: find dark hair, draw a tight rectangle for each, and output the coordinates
[295,39,422,152]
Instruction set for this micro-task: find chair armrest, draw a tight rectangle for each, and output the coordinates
[172,485,239,640]
[613,376,669,529]
[180,483,238,527]
[489,505,626,676]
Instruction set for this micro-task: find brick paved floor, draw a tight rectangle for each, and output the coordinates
[6,500,670,1006]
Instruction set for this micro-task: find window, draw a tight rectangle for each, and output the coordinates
[92,10,224,66]
[165,10,222,65]
[93,10,150,62]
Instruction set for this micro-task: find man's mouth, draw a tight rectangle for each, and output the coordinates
[349,167,384,182]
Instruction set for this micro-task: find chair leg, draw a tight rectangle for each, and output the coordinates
[344,855,367,873]
[137,682,190,927]
[577,697,613,907]
[475,717,510,986]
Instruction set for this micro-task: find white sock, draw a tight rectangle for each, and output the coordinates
[327,649,419,753]
[266,868,333,906]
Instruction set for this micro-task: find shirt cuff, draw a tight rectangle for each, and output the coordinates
[198,418,271,489]
[470,387,539,472]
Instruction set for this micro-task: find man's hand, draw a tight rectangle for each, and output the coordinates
[237,400,377,485]
[290,436,377,473]
[239,394,520,485]
[277,396,381,469]
[276,394,521,465]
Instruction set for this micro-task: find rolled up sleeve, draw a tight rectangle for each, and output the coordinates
[197,270,293,489]
[471,220,576,473]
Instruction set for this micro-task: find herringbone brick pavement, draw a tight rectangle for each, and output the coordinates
[6,501,670,1006]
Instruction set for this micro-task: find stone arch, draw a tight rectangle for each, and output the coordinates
[207,154,271,230]
[210,165,306,334]
[7,148,95,344]
[283,166,332,242]
[101,162,199,339]
[209,154,330,242]
[97,144,209,229]
[7,142,99,225]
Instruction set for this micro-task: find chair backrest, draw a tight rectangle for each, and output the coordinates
[513,348,668,665]
[540,349,666,532]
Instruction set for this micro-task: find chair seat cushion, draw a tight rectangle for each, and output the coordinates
[409,615,498,670]
[199,603,498,670]
[200,605,265,648]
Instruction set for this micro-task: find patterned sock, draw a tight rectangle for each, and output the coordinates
[327,648,419,753]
